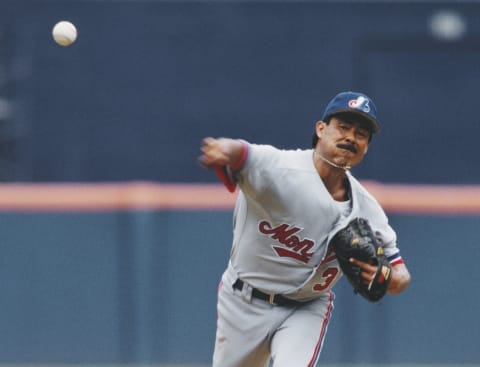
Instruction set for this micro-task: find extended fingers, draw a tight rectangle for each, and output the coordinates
[199,138,220,167]
[349,257,375,270]
[199,137,231,167]
[349,258,376,284]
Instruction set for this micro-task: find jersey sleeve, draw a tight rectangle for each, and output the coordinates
[368,214,405,266]
[234,143,287,199]
[373,216,405,266]
[348,173,407,267]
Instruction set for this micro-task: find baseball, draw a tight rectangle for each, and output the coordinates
[52,21,77,46]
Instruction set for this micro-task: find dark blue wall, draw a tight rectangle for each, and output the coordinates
[0,1,479,365]
[0,210,233,364]
[0,1,480,183]
[0,209,479,365]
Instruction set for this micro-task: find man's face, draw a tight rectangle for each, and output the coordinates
[315,115,371,168]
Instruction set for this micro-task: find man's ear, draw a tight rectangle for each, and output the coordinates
[315,120,325,140]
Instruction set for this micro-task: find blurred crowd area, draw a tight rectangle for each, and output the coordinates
[0,1,479,184]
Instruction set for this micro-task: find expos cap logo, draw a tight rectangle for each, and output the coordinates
[348,96,370,113]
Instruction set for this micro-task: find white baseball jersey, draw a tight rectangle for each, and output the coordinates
[228,141,403,301]
[212,141,405,367]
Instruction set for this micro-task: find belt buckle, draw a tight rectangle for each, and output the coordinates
[269,294,275,305]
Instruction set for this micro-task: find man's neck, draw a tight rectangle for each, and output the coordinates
[313,151,350,201]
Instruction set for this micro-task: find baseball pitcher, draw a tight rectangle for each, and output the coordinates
[199,91,411,367]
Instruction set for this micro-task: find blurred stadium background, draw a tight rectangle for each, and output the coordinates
[0,0,479,366]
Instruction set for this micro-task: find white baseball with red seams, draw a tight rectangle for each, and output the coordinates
[52,21,77,46]
[212,141,404,367]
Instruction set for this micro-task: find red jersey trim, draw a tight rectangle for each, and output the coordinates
[231,141,248,172]
[215,166,237,193]
[214,142,249,193]
[390,258,404,266]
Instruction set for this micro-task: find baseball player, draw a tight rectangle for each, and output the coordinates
[199,91,411,367]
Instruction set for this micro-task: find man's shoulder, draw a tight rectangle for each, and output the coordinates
[348,174,382,206]
[249,143,311,155]
[249,144,313,167]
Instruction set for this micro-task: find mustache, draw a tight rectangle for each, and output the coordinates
[336,143,358,154]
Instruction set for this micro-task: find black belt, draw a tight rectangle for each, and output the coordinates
[233,278,302,307]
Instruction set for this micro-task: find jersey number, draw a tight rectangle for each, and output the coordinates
[313,268,339,292]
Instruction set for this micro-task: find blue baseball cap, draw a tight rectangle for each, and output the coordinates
[321,91,381,133]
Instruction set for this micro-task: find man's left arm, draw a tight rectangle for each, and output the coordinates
[349,258,411,295]
[387,263,411,294]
